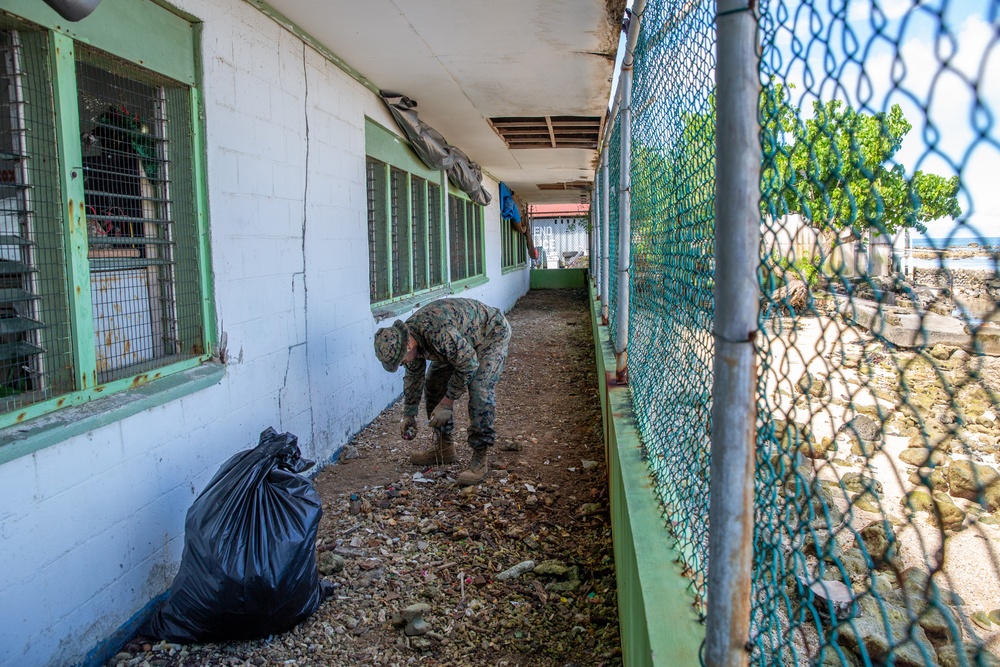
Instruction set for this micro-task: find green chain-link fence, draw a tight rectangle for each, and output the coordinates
[629,0,718,609]
[596,1,1000,664]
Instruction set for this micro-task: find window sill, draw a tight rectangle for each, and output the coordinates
[371,287,452,321]
[370,276,490,321]
[449,275,489,293]
[0,363,225,465]
[501,263,528,275]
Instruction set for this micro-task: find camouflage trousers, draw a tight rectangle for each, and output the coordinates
[423,317,511,450]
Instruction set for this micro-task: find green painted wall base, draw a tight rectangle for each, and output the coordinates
[529,268,587,289]
[588,284,705,666]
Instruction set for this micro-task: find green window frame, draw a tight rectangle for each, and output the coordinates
[0,2,213,430]
[448,192,485,285]
[501,220,527,270]
[365,119,446,306]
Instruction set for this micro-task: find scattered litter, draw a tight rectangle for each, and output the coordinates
[497,560,536,581]
[117,291,621,664]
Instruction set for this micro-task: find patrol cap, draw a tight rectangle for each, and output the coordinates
[374,320,409,372]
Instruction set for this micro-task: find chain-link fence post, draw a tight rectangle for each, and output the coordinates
[601,148,611,325]
[590,202,595,286]
[706,1,760,666]
[615,0,645,384]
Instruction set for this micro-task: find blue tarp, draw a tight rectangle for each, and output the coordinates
[499,182,521,223]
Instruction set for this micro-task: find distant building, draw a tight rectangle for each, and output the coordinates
[762,213,910,279]
[530,204,590,268]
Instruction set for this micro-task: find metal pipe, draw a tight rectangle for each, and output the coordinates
[595,195,602,289]
[601,149,611,324]
[601,0,648,150]
[604,92,621,152]
[706,2,760,667]
[591,189,599,289]
[621,0,647,72]
[614,0,646,380]
[613,69,631,382]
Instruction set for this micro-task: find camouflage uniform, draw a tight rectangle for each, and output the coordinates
[401,298,511,451]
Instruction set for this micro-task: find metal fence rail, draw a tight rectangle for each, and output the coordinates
[595,1,1000,665]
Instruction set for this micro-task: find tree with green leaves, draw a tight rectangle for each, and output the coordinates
[761,87,962,237]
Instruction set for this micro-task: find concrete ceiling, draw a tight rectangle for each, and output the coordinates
[265,0,626,205]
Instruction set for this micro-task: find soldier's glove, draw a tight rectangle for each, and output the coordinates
[400,415,417,440]
[428,403,453,428]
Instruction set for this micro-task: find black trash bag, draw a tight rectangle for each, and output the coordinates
[141,427,323,643]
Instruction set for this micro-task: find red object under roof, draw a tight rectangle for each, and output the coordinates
[529,203,590,218]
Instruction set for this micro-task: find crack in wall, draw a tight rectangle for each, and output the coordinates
[289,43,315,444]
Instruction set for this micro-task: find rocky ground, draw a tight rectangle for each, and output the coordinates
[764,306,1000,664]
[108,288,621,667]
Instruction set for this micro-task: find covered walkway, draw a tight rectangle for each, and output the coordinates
[110,288,622,667]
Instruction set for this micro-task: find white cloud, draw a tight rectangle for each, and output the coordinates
[847,0,915,24]
[766,9,1000,237]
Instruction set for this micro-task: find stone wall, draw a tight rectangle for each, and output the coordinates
[914,268,999,302]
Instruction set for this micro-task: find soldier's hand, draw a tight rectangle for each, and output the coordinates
[400,415,417,440]
[428,403,453,428]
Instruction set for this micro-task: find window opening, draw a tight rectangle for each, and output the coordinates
[427,182,442,288]
[411,175,428,292]
[390,166,411,297]
[367,157,389,302]
[0,23,73,411]
[76,46,199,383]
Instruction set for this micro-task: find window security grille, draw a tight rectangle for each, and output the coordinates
[411,176,428,292]
[448,195,484,282]
[449,196,467,282]
[367,157,389,302]
[390,167,411,297]
[76,47,200,384]
[471,201,482,275]
[0,11,205,421]
[366,156,445,305]
[0,24,74,411]
[427,183,442,288]
[501,221,526,269]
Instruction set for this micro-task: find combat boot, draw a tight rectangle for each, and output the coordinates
[456,448,489,486]
[409,431,458,465]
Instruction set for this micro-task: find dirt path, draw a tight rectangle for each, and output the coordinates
[116,288,621,667]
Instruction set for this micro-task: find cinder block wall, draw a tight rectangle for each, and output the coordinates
[0,1,528,665]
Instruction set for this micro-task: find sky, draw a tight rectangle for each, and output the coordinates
[773,0,1000,240]
[606,0,999,241]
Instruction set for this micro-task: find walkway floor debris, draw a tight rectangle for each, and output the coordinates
[113,288,621,666]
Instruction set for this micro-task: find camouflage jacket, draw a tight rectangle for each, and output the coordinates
[402,298,507,414]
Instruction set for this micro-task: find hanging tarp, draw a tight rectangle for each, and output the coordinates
[499,182,522,224]
[381,91,491,206]
[446,145,491,206]
[379,92,453,170]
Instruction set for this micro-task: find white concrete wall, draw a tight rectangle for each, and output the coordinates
[0,1,529,665]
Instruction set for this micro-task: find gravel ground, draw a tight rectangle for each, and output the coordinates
[109,288,622,667]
